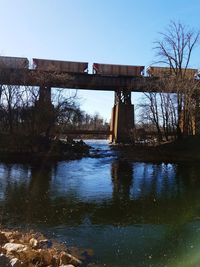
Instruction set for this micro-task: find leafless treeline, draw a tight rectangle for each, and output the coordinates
[137,21,200,142]
[0,85,108,137]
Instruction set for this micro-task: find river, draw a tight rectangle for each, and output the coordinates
[0,140,200,266]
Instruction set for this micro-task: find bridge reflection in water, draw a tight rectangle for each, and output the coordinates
[0,154,200,266]
[0,158,200,225]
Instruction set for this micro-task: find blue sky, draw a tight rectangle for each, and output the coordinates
[1,0,200,120]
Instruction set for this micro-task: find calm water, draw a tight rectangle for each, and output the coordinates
[0,140,200,266]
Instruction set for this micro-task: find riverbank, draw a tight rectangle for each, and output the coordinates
[0,229,96,267]
[1,133,200,164]
[0,134,90,163]
[113,135,200,163]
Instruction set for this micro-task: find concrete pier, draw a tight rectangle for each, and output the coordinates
[110,89,134,144]
[36,86,54,136]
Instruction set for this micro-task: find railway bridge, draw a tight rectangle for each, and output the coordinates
[0,56,200,143]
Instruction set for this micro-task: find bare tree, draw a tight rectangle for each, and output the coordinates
[138,86,177,143]
[143,92,162,141]
[153,21,200,138]
[154,21,199,76]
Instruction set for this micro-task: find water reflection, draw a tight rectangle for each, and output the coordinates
[111,160,185,203]
[0,164,52,225]
[111,160,133,202]
[0,159,200,227]
[1,150,200,266]
[27,165,53,224]
[130,163,181,200]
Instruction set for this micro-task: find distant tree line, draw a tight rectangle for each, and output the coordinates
[0,85,108,138]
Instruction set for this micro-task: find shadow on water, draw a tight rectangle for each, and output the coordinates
[1,141,200,266]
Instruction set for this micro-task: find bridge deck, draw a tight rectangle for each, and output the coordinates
[0,68,158,92]
[1,68,200,93]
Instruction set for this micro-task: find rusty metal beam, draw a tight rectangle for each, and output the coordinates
[0,68,158,92]
[1,68,200,94]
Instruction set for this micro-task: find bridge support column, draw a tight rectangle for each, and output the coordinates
[110,89,134,144]
[39,86,51,105]
[36,86,54,136]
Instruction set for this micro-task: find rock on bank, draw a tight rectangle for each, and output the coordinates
[0,229,82,267]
